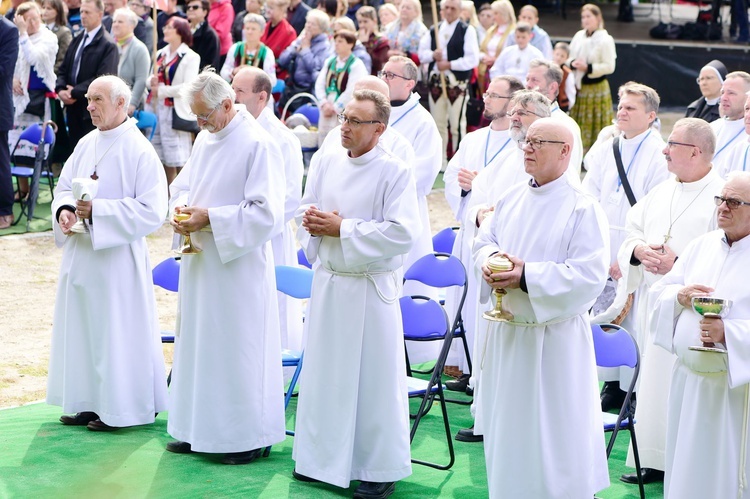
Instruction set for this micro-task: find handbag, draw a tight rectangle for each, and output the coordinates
[24,89,46,118]
[171,108,200,134]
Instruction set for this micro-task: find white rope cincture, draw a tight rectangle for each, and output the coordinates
[323,267,400,304]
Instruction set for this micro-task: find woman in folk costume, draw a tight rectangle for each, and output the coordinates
[220,13,276,85]
[260,0,297,81]
[146,16,200,185]
[356,6,389,76]
[314,29,368,142]
[567,3,616,150]
[10,1,57,199]
[477,0,515,97]
[383,0,426,66]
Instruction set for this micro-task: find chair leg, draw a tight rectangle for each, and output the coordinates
[629,423,645,499]
[404,344,412,377]
[410,390,455,470]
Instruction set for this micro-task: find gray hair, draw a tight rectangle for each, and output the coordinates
[243,12,266,31]
[618,81,660,115]
[353,89,390,125]
[509,89,551,117]
[306,9,330,32]
[93,75,132,106]
[491,75,525,95]
[387,55,418,81]
[440,0,461,9]
[113,6,138,27]
[181,69,236,109]
[528,59,563,87]
[332,15,355,32]
[673,117,716,157]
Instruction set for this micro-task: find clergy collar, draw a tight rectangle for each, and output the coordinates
[527,172,567,191]
[347,143,381,164]
[621,128,651,142]
[390,99,408,107]
[705,96,720,106]
[724,230,750,250]
[675,166,718,190]
[98,116,135,136]
[211,108,244,139]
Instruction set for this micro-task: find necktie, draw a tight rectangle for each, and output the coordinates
[72,33,89,84]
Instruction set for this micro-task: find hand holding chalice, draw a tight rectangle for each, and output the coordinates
[483,254,515,322]
[689,297,732,354]
[173,209,202,255]
[70,177,99,234]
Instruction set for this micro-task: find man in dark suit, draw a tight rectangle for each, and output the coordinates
[286,0,310,35]
[56,0,119,148]
[0,17,19,229]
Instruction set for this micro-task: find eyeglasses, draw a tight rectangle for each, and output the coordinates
[519,138,566,151]
[191,106,219,121]
[696,76,717,83]
[714,195,750,209]
[483,92,512,100]
[667,141,698,149]
[377,70,411,82]
[186,4,202,9]
[509,108,543,118]
[337,113,381,127]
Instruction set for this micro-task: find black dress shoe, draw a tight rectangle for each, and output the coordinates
[445,373,470,392]
[292,469,321,483]
[166,440,194,454]
[353,481,395,499]
[221,448,262,465]
[600,381,627,412]
[455,425,483,442]
[87,419,120,432]
[620,468,664,484]
[60,412,99,426]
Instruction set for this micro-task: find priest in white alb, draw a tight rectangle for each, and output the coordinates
[166,70,286,465]
[48,75,168,431]
[232,66,304,351]
[473,118,610,498]
[650,171,750,499]
[720,92,750,178]
[292,90,420,498]
[710,72,750,178]
[606,117,724,485]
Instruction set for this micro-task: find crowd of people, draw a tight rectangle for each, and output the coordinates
[2,0,750,498]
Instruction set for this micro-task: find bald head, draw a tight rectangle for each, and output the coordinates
[719,172,750,243]
[231,67,271,118]
[522,118,573,185]
[354,76,390,100]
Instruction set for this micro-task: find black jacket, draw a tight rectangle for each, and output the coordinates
[685,97,721,123]
[0,17,19,132]
[191,21,220,71]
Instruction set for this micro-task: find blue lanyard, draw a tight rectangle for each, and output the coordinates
[391,101,420,127]
[616,130,651,190]
[484,131,512,168]
[714,126,744,159]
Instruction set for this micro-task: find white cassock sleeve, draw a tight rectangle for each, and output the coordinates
[725,318,750,388]
[338,164,422,268]
[51,149,82,248]
[282,134,304,224]
[209,141,285,263]
[295,150,326,265]
[90,152,168,250]
[411,124,443,199]
[648,255,686,354]
[443,144,467,220]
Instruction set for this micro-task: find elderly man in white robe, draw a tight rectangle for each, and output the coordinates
[232,66,304,352]
[650,171,750,499]
[473,118,610,498]
[606,117,725,486]
[710,72,750,178]
[166,70,287,465]
[582,82,669,413]
[48,75,168,431]
[292,89,420,498]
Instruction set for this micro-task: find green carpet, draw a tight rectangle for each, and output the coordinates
[0,178,54,235]
[0,392,662,498]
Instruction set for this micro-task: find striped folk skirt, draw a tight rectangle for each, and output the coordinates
[570,79,614,150]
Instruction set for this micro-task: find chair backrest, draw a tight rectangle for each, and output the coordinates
[432,226,459,254]
[297,248,312,269]
[592,324,639,369]
[152,257,180,292]
[134,110,158,141]
[12,123,55,165]
[296,104,319,126]
[400,295,451,340]
[275,265,314,299]
[404,253,466,289]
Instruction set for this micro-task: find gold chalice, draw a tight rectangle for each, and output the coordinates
[483,254,514,322]
[689,297,732,354]
[174,212,202,255]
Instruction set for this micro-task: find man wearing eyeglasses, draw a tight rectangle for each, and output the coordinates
[473,118,611,498]
[166,70,287,465]
[607,117,724,486]
[293,89,420,498]
[649,171,750,499]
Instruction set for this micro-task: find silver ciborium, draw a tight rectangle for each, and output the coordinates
[482,254,514,322]
[70,177,99,233]
[689,297,732,354]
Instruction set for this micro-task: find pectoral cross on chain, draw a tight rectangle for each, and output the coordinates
[90,171,98,181]
[663,229,672,245]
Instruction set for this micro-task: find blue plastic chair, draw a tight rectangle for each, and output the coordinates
[11,123,56,223]
[274,265,314,437]
[152,257,180,344]
[592,323,644,499]
[402,253,470,388]
[272,79,285,94]
[295,103,319,126]
[402,295,455,470]
[297,247,312,269]
[432,226,459,254]
[134,109,158,141]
